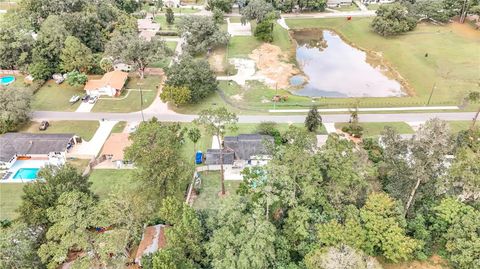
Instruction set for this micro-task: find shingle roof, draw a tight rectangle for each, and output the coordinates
[224,134,274,160]
[205,149,235,165]
[0,133,74,162]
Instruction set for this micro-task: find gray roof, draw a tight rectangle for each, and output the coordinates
[0,133,74,162]
[224,134,274,160]
[205,149,235,165]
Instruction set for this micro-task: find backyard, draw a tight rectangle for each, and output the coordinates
[88,169,136,199]
[19,121,100,141]
[192,172,241,210]
[0,183,26,220]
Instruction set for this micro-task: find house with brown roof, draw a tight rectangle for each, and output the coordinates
[84,70,128,97]
[100,133,132,168]
[135,224,167,266]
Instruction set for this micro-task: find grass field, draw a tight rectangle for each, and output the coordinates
[335,122,414,137]
[158,7,200,14]
[447,121,475,133]
[285,18,480,107]
[151,41,178,68]
[330,4,359,11]
[32,79,88,111]
[19,121,100,141]
[155,15,180,33]
[111,121,127,133]
[192,172,241,210]
[227,36,262,58]
[0,183,26,220]
[88,169,136,199]
[92,75,161,113]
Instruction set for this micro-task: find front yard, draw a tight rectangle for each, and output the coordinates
[19,121,100,141]
[335,122,414,137]
[32,79,88,111]
[92,75,161,113]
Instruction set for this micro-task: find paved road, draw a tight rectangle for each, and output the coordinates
[32,111,478,124]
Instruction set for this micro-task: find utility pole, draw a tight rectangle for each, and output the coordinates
[427,82,436,106]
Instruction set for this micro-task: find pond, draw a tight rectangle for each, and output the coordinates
[290,29,405,98]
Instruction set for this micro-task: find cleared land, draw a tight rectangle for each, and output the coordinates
[0,183,26,220]
[19,121,100,141]
[192,172,241,210]
[88,169,136,199]
[335,122,414,137]
[92,75,161,113]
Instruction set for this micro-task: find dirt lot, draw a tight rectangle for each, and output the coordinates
[249,43,300,89]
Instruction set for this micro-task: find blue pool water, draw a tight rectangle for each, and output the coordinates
[13,168,39,180]
[0,75,15,85]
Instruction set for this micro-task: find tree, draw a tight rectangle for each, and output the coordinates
[410,0,452,23]
[194,107,238,195]
[124,119,191,207]
[187,127,202,163]
[305,244,382,269]
[0,13,35,70]
[113,0,141,13]
[160,85,191,106]
[177,16,229,55]
[17,165,92,228]
[381,119,453,216]
[241,0,276,23]
[431,198,480,269]
[0,223,44,269]
[166,7,175,24]
[305,106,323,132]
[165,56,218,103]
[212,8,225,25]
[99,57,114,73]
[341,107,363,137]
[66,70,88,86]
[105,33,172,79]
[371,3,417,36]
[0,88,32,134]
[207,0,235,13]
[60,36,93,72]
[254,19,274,42]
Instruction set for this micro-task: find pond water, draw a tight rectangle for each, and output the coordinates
[291,30,405,98]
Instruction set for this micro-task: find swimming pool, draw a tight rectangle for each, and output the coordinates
[13,168,40,180]
[0,75,15,85]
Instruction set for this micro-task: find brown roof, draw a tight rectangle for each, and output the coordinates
[84,71,128,91]
[101,133,132,161]
[135,224,167,265]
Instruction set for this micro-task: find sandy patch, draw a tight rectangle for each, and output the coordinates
[208,48,227,74]
[231,94,243,101]
[249,43,300,89]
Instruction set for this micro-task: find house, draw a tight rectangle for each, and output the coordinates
[84,70,128,97]
[135,224,167,266]
[0,133,76,169]
[100,133,133,168]
[327,0,353,7]
[361,0,395,4]
[205,134,274,165]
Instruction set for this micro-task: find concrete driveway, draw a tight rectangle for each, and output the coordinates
[70,120,118,158]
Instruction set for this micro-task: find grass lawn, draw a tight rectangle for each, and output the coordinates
[32,79,87,111]
[330,4,359,11]
[67,158,91,173]
[0,183,26,220]
[227,36,262,58]
[229,17,242,23]
[272,22,295,58]
[111,121,127,133]
[285,18,480,107]
[88,169,137,199]
[159,7,200,14]
[335,122,414,137]
[151,41,178,68]
[19,121,100,141]
[227,122,327,136]
[447,121,475,133]
[92,75,161,113]
[155,15,179,33]
[192,172,241,210]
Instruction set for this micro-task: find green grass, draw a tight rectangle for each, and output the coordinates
[272,22,294,57]
[229,17,242,23]
[330,4,359,11]
[32,79,87,111]
[67,159,91,173]
[159,7,200,14]
[227,36,262,58]
[285,18,480,107]
[335,122,414,137]
[155,15,179,33]
[92,76,161,113]
[192,172,241,210]
[0,183,26,220]
[151,41,178,68]
[112,121,127,133]
[448,121,475,133]
[88,169,137,199]
[226,122,327,136]
[19,121,100,141]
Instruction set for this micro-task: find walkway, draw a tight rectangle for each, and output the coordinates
[226,18,252,36]
[269,106,460,113]
[69,120,117,158]
[354,0,369,12]
[277,17,290,30]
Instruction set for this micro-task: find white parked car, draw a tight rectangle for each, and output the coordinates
[88,96,98,104]
[69,95,80,104]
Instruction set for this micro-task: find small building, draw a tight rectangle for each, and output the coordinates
[137,18,161,41]
[0,133,75,170]
[327,0,353,7]
[84,70,128,97]
[135,224,167,266]
[100,133,132,168]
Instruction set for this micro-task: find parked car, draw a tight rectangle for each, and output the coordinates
[88,96,98,104]
[69,95,80,104]
[81,94,90,102]
[39,121,49,131]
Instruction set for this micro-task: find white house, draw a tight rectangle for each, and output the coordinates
[84,70,128,97]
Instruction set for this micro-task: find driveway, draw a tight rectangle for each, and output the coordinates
[70,120,118,158]
[75,102,95,112]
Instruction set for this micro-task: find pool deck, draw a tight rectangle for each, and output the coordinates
[1,159,49,183]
